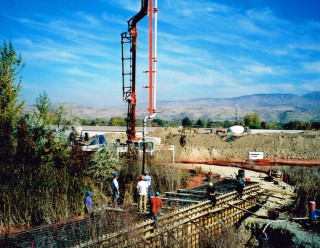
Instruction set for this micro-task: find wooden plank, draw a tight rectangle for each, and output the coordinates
[254,192,287,200]
[177,189,207,195]
[227,203,262,217]
[139,235,152,247]
[241,198,273,209]
[104,206,125,212]
[177,189,224,196]
[165,191,204,197]
[164,192,206,200]
[160,197,201,203]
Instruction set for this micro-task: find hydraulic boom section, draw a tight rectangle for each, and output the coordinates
[121,0,149,143]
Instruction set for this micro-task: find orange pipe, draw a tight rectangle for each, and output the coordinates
[148,0,153,115]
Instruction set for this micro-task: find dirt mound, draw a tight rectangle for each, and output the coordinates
[151,129,320,161]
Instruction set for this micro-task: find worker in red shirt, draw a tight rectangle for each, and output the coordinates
[151,191,163,226]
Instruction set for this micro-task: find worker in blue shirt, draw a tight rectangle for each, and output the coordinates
[84,190,93,215]
[144,171,152,201]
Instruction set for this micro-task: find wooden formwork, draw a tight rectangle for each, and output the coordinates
[97,183,261,247]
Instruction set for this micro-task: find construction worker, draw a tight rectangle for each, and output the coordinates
[137,175,149,213]
[206,183,217,207]
[84,190,93,215]
[144,171,152,201]
[151,191,163,226]
[237,177,245,199]
[111,172,120,207]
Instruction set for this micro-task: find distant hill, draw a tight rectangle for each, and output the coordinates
[150,91,320,122]
[302,91,320,101]
[27,91,320,122]
[153,91,320,122]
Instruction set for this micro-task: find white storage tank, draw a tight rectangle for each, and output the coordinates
[227,125,245,134]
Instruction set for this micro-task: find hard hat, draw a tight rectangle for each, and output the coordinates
[87,191,93,196]
[155,191,160,196]
[114,172,119,177]
[209,183,213,186]
[140,175,145,180]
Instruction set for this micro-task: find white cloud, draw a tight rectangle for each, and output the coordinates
[75,11,100,25]
[244,64,275,75]
[300,80,320,92]
[303,61,320,73]
[3,0,320,106]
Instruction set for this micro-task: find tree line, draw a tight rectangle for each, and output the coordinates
[180,115,320,130]
[77,109,320,130]
[75,115,320,131]
[0,41,123,231]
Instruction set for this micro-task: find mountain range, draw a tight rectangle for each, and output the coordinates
[55,91,320,122]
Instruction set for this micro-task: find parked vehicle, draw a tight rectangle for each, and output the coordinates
[82,135,107,152]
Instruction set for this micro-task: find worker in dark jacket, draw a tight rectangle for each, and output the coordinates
[206,183,217,207]
[237,177,245,199]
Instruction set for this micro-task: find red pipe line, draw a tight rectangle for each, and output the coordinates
[148,0,153,115]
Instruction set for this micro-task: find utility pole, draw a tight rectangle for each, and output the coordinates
[235,108,238,125]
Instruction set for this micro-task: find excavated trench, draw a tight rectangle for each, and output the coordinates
[243,218,320,248]
[172,163,320,247]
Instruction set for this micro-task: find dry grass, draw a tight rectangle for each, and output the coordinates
[283,166,320,216]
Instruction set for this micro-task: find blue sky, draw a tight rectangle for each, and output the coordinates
[1,0,320,109]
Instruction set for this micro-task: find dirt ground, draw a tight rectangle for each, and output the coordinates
[149,128,320,162]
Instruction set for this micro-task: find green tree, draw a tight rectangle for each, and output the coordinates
[304,122,312,130]
[243,113,261,129]
[54,104,68,129]
[311,122,320,130]
[284,121,303,130]
[267,122,277,130]
[195,119,204,128]
[86,147,125,192]
[10,112,89,226]
[182,117,192,127]
[0,40,24,163]
[261,121,267,129]
[34,91,51,125]
[206,119,213,127]
[109,117,126,126]
[152,118,165,127]
[222,120,233,128]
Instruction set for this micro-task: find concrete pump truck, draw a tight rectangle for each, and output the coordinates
[121,0,158,173]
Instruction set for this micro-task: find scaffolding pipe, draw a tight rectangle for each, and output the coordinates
[262,219,287,238]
